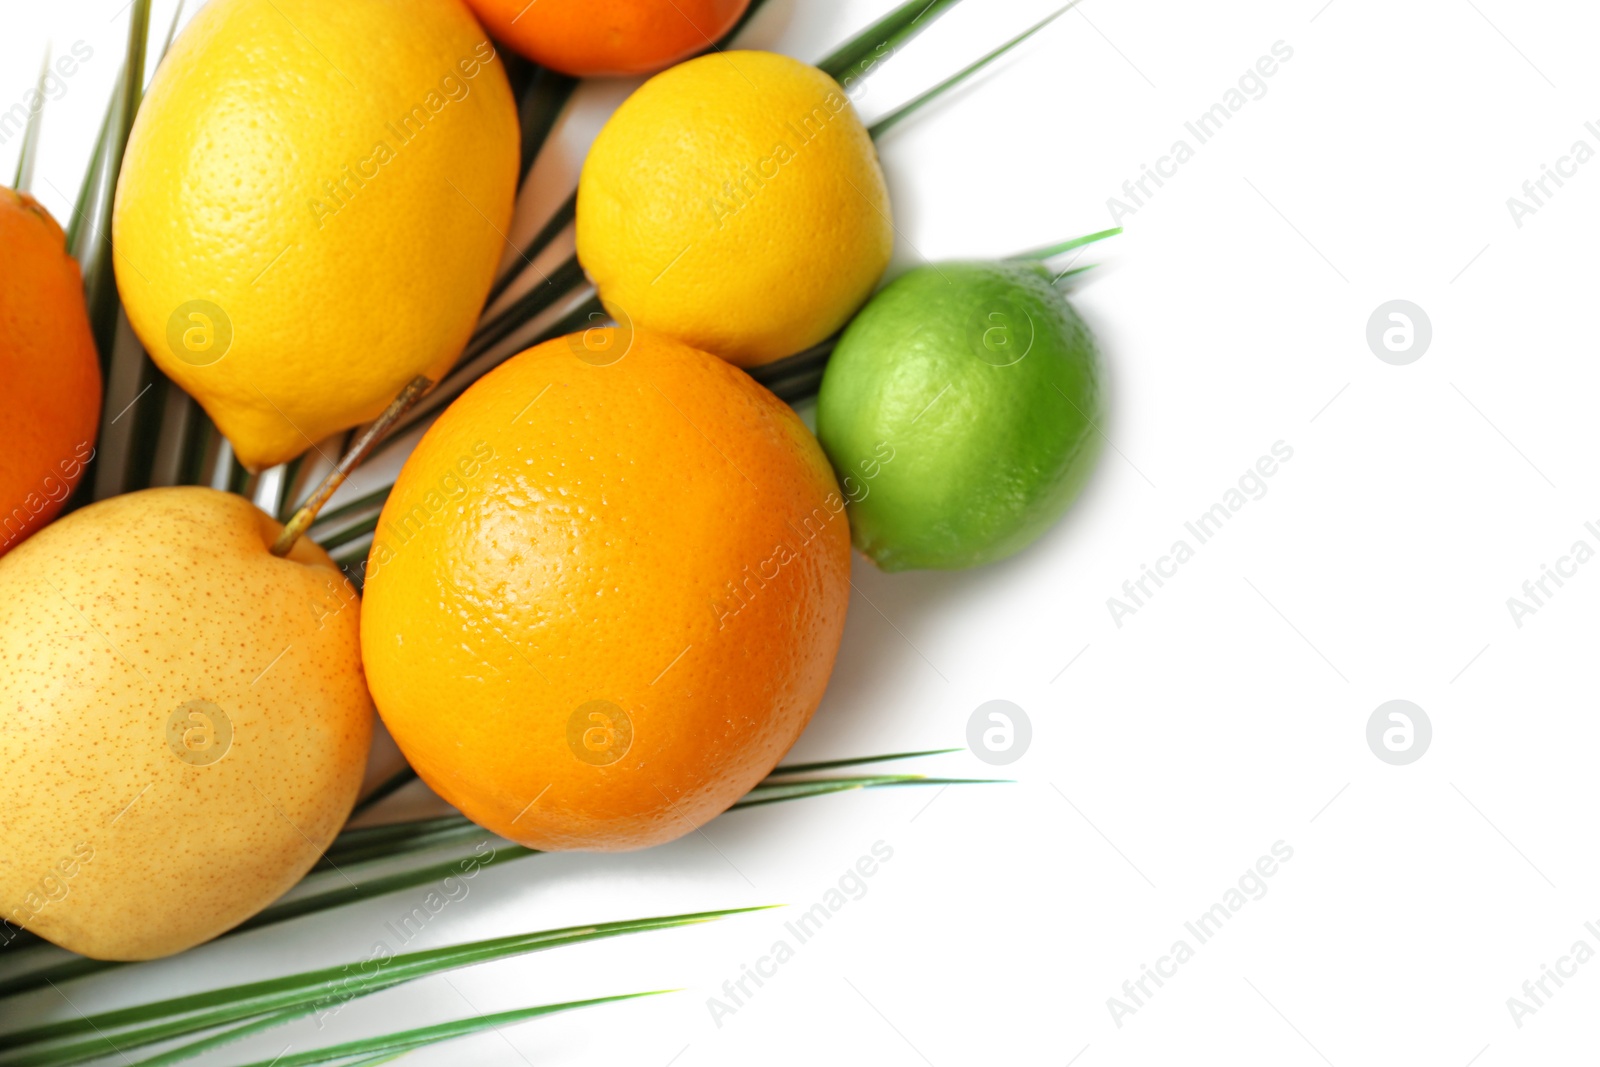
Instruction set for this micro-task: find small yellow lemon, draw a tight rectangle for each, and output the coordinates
[113,0,518,471]
[576,50,893,368]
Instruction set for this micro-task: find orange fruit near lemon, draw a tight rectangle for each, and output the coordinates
[0,188,101,557]
[113,0,518,472]
[465,0,751,76]
[577,50,893,368]
[360,329,851,851]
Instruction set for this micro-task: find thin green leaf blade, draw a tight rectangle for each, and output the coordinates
[0,910,757,1062]
[248,847,536,934]
[83,0,151,366]
[769,748,959,776]
[734,774,997,809]
[513,69,577,193]
[1010,226,1122,261]
[817,0,968,84]
[12,46,52,193]
[482,190,576,311]
[64,82,116,257]
[0,760,987,1001]
[307,484,390,538]
[869,0,1078,140]
[226,994,663,1067]
[158,0,188,58]
[467,254,586,358]
[126,1005,310,1067]
[1052,262,1097,284]
[713,0,775,50]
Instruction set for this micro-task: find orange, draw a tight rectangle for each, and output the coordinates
[360,329,851,851]
[464,0,750,77]
[0,189,101,557]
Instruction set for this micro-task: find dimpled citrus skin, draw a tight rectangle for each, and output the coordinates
[465,0,750,76]
[577,51,893,368]
[361,330,851,851]
[0,488,372,960]
[113,0,518,472]
[0,190,101,557]
[817,261,1104,571]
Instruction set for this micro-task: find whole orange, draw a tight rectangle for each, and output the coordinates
[360,329,851,851]
[465,0,750,77]
[0,189,101,557]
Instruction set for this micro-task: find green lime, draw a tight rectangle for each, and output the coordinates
[816,260,1103,571]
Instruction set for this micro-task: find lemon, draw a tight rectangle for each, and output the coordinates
[113,0,518,472]
[576,50,893,368]
[816,261,1104,571]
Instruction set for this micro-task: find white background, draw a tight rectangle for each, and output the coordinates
[5,0,1600,1063]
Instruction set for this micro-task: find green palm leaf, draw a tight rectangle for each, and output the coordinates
[0,910,754,1066]
[869,0,1078,138]
[816,0,967,84]
[10,48,52,193]
[128,1006,314,1067]
[1011,227,1123,261]
[64,86,116,257]
[0,760,983,999]
[344,745,963,833]
[213,994,661,1067]
[512,68,577,194]
[82,0,150,367]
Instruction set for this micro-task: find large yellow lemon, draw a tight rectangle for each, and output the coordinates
[113,0,518,471]
[576,50,894,368]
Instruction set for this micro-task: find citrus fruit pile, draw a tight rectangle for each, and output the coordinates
[0,0,1111,961]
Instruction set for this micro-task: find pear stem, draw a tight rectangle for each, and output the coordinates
[270,376,432,557]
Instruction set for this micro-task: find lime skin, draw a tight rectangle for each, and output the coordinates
[816,260,1103,571]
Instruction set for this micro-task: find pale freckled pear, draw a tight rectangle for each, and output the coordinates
[0,487,371,960]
